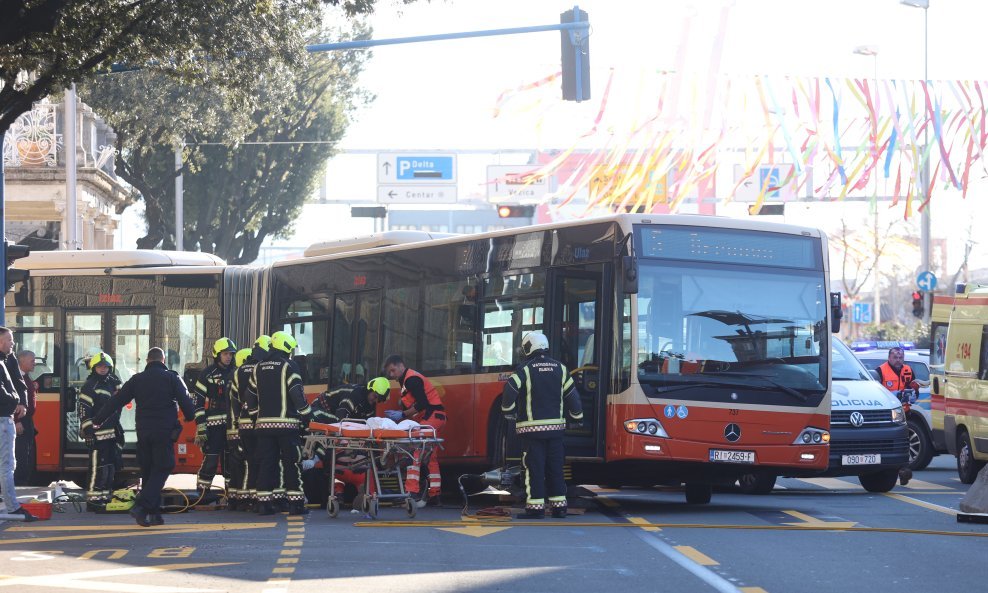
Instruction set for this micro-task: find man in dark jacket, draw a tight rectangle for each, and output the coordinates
[0,326,36,521]
[13,350,37,485]
[501,331,583,519]
[95,347,196,527]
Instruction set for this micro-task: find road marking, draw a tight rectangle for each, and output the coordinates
[674,546,719,566]
[883,492,958,515]
[632,530,742,593]
[282,541,302,547]
[898,479,952,491]
[284,534,304,540]
[781,510,858,529]
[437,524,512,538]
[5,523,277,532]
[0,562,239,592]
[627,516,661,532]
[276,558,298,564]
[740,588,770,593]
[272,567,295,574]
[81,550,128,560]
[0,524,275,546]
[793,477,862,490]
[279,549,300,556]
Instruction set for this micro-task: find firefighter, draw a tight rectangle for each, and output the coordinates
[192,337,238,503]
[302,376,392,506]
[382,354,446,507]
[231,335,270,511]
[246,331,312,515]
[78,352,122,510]
[223,348,253,510]
[501,331,583,519]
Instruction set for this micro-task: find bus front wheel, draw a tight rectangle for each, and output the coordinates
[684,483,712,504]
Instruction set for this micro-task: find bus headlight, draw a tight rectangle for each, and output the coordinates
[793,427,829,445]
[891,406,906,425]
[624,418,668,438]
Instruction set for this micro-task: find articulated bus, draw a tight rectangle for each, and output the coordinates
[4,250,261,480]
[7,215,839,502]
[267,214,839,503]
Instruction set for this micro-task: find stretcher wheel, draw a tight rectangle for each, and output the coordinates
[405,497,417,518]
[327,498,339,518]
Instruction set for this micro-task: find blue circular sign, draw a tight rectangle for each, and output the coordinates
[916,271,937,292]
[664,405,676,419]
[676,405,689,419]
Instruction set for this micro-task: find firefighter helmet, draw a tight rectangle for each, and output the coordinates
[213,337,238,357]
[521,331,549,356]
[271,331,297,354]
[88,352,113,371]
[253,335,271,351]
[235,348,252,368]
[367,376,391,403]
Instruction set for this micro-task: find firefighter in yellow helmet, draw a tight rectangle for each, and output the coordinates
[192,337,237,503]
[78,352,122,510]
[245,331,312,515]
[228,336,270,510]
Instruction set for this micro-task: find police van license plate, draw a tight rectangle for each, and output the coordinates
[842,454,881,465]
[709,449,756,464]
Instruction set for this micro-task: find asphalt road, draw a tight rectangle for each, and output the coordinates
[1,455,986,593]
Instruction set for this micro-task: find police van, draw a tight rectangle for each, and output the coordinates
[930,284,988,483]
[851,341,942,471]
[738,337,909,493]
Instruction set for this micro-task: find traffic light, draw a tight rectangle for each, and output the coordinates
[911,291,923,318]
[497,205,535,218]
[560,8,590,102]
[5,241,30,292]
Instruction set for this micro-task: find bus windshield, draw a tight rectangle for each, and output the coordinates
[637,261,828,402]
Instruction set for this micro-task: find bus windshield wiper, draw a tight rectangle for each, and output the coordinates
[700,371,809,403]
[642,381,734,395]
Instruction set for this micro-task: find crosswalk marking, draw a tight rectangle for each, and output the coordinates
[793,477,863,490]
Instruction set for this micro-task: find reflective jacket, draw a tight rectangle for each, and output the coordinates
[878,362,917,392]
[312,383,375,424]
[193,361,235,427]
[398,369,444,421]
[246,351,311,432]
[228,359,256,437]
[79,372,122,442]
[94,361,196,435]
[501,352,583,434]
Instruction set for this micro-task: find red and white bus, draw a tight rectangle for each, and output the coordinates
[4,250,260,479]
[266,214,839,503]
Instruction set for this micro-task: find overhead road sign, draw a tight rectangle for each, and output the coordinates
[378,185,458,204]
[378,153,457,184]
[486,165,554,202]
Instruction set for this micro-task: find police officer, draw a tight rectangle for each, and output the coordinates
[383,354,446,507]
[501,331,583,519]
[78,352,122,510]
[193,337,238,502]
[233,336,271,511]
[246,331,312,515]
[95,347,196,527]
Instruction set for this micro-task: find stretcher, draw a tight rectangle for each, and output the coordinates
[303,419,443,519]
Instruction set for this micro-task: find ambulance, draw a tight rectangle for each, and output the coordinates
[930,283,988,483]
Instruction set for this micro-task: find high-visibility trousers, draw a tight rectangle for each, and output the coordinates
[404,413,445,497]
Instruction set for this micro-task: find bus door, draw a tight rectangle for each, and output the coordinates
[329,291,382,387]
[7,310,60,472]
[63,310,151,462]
[548,265,606,459]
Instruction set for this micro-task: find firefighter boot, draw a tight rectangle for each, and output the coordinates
[257,501,275,516]
[517,507,545,520]
[289,501,309,516]
[551,507,567,518]
[149,513,165,526]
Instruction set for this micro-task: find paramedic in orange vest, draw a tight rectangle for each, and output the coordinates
[877,347,921,393]
[383,354,445,508]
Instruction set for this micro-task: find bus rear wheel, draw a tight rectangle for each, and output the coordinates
[684,483,712,504]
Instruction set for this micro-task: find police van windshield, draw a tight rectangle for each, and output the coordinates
[832,339,871,381]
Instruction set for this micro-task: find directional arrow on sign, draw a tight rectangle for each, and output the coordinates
[382,161,391,174]
[781,509,858,529]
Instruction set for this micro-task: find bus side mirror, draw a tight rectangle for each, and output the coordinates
[830,292,842,333]
[620,255,638,294]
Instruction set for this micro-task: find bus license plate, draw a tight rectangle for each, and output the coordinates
[841,454,881,466]
[709,449,756,464]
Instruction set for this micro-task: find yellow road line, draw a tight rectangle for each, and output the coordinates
[674,545,719,566]
[5,522,277,532]
[883,492,958,515]
[282,540,303,547]
[272,567,295,574]
[627,516,661,532]
[280,549,300,556]
[354,520,988,538]
[794,477,862,490]
[741,588,770,593]
[0,524,274,546]
[276,558,299,564]
[898,479,953,491]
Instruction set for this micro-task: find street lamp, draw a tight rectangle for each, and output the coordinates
[901,0,931,324]
[853,45,881,326]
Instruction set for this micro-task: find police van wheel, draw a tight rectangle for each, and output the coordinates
[907,418,934,471]
[327,498,339,518]
[858,468,899,493]
[405,497,417,518]
[957,430,986,484]
[684,483,712,504]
